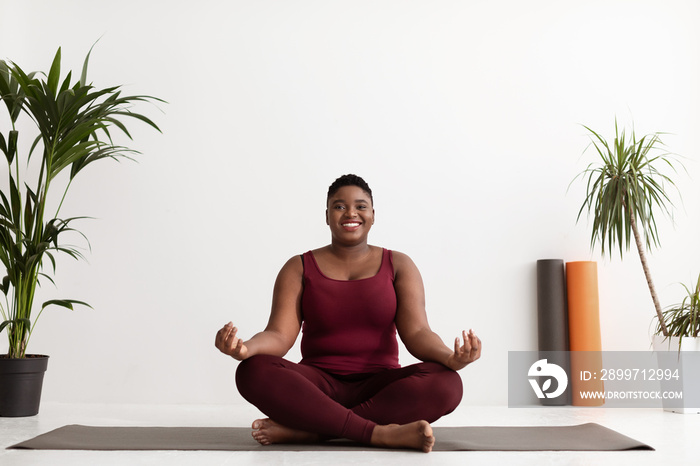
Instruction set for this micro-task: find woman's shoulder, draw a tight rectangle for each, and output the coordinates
[387,248,412,262]
[279,254,304,276]
[308,245,328,256]
[386,249,419,273]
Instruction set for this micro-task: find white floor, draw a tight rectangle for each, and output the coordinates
[1,402,698,466]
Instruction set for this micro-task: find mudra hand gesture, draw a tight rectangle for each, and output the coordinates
[215,322,249,361]
[445,329,481,371]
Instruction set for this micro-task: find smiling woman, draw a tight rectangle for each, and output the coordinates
[214,174,482,453]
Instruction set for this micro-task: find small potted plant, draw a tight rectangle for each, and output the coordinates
[653,273,700,413]
[656,273,700,349]
[0,46,161,416]
[572,119,682,338]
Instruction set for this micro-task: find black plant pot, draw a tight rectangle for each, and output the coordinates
[0,355,49,417]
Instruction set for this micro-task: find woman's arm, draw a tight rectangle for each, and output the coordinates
[393,251,481,371]
[215,256,304,360]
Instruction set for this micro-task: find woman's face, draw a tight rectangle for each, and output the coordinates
[326,185,375,245]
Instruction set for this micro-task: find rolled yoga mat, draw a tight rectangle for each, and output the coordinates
[9,423,653,451]
[566,261,604,406]
[536,259,571,405]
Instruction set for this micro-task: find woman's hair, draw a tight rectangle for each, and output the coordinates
[327,174,373,206]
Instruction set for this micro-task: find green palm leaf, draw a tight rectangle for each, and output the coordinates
[0,46,162,357]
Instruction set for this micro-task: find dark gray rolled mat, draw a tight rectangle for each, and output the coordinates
[536,259,571,405]
[9,423,653,451]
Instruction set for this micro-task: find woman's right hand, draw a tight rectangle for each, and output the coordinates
[215,322,249,360]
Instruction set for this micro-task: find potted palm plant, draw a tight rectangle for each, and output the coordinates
[0,46,161,416]
[572,119,681,337]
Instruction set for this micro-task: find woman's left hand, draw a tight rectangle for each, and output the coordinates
[445,329,481,371]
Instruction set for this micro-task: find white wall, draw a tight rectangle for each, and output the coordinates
[1,0,699,407]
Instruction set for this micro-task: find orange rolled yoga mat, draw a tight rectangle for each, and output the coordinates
[566,261,604,406]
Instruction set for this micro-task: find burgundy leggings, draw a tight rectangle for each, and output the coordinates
[235,354,463,444]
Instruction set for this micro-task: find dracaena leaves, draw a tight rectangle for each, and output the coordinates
[572,119,684,337]
[574,121,680,258]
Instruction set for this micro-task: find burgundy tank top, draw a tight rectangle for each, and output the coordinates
[299,248,400,375]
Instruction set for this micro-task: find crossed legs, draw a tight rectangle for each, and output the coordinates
[235,355,463,451]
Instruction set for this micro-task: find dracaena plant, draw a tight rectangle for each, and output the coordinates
[0,47,161,358]
[572,119,683,337]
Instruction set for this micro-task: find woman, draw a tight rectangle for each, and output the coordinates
[215,174,481,452]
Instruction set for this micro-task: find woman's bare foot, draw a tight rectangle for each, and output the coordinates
[251,418,320,445]
[370,420,435,453]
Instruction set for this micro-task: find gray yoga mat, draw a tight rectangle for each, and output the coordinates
[9,423,653,451]
[536,259,571,405]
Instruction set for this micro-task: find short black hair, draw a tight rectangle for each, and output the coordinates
[327,174,373,206]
